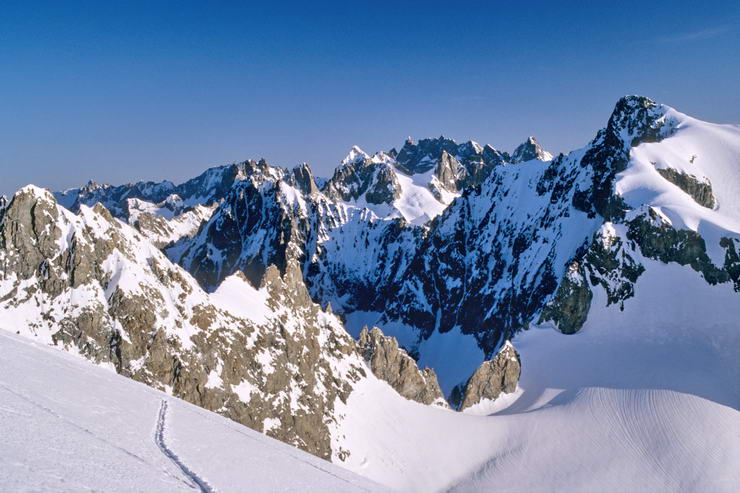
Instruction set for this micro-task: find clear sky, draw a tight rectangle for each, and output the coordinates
[1,0,739,197]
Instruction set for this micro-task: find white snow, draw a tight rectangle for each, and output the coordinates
[205,369,222,389]
[460,386,524,416]
[618,107,740,263]
[342,145,371,165]
[209,274,271,325]
[5,103,740,493]
[231,379,259,402]
[334,258,740,492]
[0,330,389,493]
[392,165,454,225]
[333,147,460,226]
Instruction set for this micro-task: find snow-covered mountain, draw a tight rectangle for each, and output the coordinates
[2,95,740,492]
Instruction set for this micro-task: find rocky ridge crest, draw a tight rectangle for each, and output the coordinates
[357,326,446,407]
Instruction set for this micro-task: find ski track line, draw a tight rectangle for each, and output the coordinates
[155,399,217,493]
[175,403,376,493]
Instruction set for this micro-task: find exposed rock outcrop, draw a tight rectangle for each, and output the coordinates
[357,326,447,407]
[626,207,729,285]
[539,260,593,335]
[459,341,521,411]
[433,151,462,194]
[656,168,716,209]
[289,163,320,196]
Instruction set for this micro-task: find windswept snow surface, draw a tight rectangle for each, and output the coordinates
[0,331,389,493]
[619,108,740,263]
[209,273,271,324]
[391,166,455,225]
[335,258,740,493]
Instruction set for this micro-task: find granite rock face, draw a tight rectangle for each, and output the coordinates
[459,342,521,411]
[357,326,446,407]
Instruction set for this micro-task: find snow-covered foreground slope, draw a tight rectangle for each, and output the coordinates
[334,257,740,493]
[0,330,389,493]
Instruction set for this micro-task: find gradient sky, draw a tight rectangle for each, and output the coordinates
[1,1,739,197]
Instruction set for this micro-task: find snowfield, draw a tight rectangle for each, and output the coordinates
[334,258,740,492]
[0,330,389,493]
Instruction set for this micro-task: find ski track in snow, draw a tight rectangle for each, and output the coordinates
[154,400,216,493]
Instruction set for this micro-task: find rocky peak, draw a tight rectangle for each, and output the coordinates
[510,136,552,163]
[289,163,319,196]
[357,326,447,407]
[80,179,109,194]
[459,341,521,411]
[341,145,371,166]
[1,187,62,272]
[260,260,314,308]
[395,136,460,175]
[482,144,507,165]
[434,151,463,193]
[607,95,666,145]
[1,189,370,461]
[459,140,484,156]
[324,154,401,205]
[577,95,670,221]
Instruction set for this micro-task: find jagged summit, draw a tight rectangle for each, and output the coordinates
[342,145,371,166]
[289,162,319,195]
[395,136,461,175]
[510,136,553,163]
[320,135,510,224]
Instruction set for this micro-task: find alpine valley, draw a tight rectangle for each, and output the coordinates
[2,96,739,492]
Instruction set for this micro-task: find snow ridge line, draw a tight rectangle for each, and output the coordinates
[154,400,216,493]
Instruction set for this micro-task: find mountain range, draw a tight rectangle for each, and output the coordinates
[2,95,739,492]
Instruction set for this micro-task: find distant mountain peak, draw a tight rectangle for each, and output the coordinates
[510,136,553,163]
[342,145,370,166]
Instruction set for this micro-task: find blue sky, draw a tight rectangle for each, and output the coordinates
[1,1,739,196]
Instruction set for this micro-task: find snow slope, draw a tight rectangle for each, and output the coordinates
[0,330,389,493]
[334,257,740,493]
[391,165,454,225]
[618,106,740,262]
